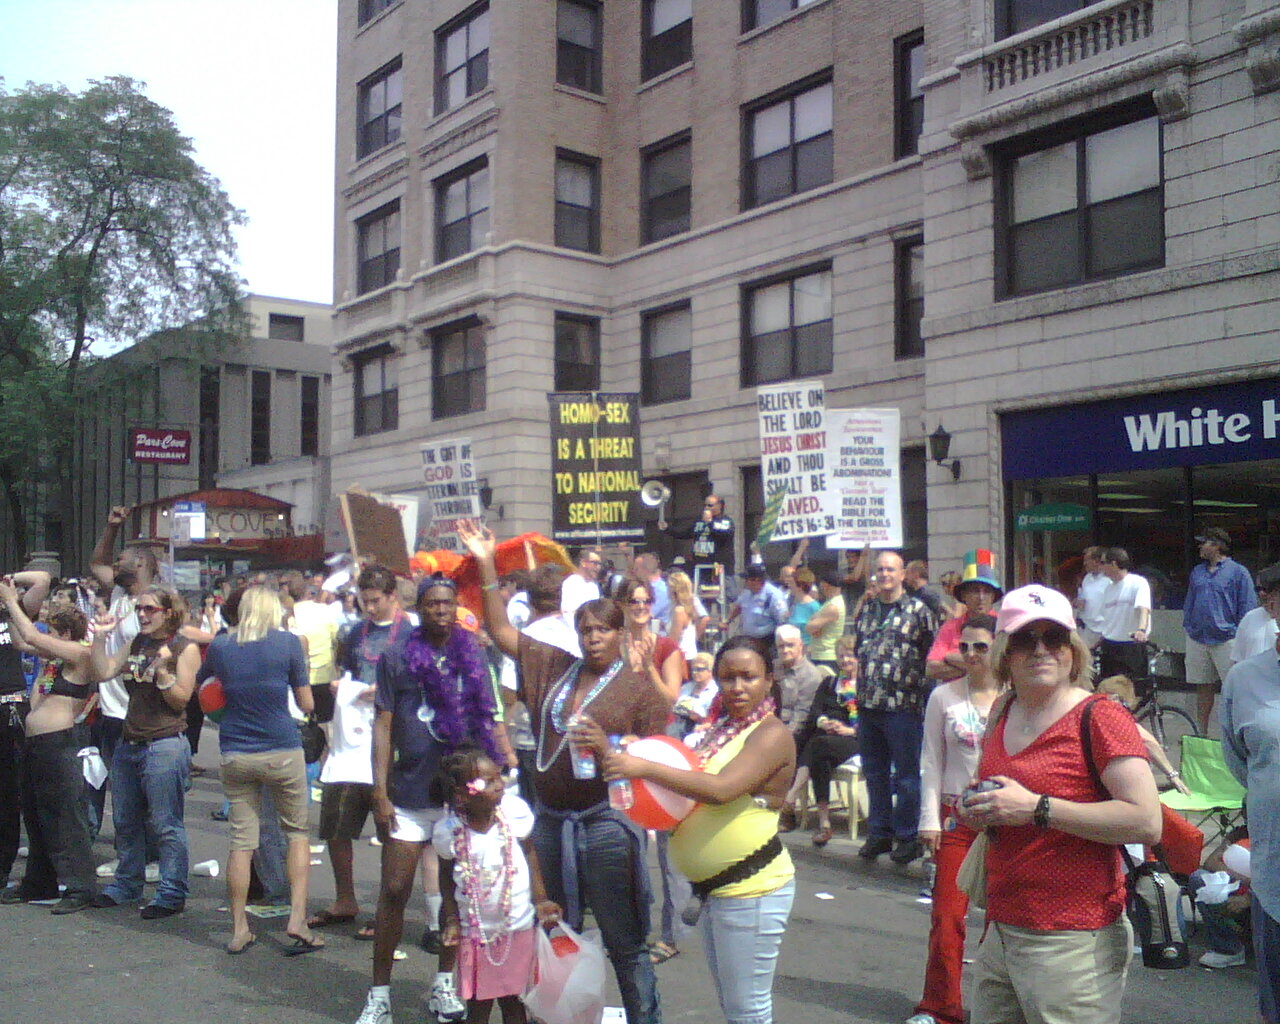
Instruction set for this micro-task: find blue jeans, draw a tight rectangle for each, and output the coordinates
[702,880,795,1024]
[1187,874,1244,955]
[1253,895,1280,1024]
[860,708,924,841]
[655,831,691,948]
[533,809,662,1024]
[103,736,190,908]
[253,786,290,904]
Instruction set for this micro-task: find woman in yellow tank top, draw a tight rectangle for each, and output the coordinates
[605,636,797,1024]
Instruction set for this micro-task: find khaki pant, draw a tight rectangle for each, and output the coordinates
[221,749,309,851]
[972,917,1132,1024]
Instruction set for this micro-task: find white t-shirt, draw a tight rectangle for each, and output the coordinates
[433,792,535,934]
[525,614,582,658]
[1077,572,1110,633]
[1233,607,1278,662]
[1098,573,1152,641]
[320,674,377,785]
[97,586,140,720]
[560,573,599,621]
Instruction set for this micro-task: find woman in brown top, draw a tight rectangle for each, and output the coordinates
[89,586,200,918]
[459,520,670,1024]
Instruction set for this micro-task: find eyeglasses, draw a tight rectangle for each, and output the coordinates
[958,641,991,655]
[627,598,653,607]
[1007,625,1072,654]
[692,664,713,673]
[135,604,163,615]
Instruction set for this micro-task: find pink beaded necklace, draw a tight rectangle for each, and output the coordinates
[453,806,519,966]
[697,697,777,766]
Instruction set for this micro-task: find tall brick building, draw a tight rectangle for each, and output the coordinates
[331,0,1280,638]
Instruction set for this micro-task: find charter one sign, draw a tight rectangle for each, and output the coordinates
[1124,400,1280,452]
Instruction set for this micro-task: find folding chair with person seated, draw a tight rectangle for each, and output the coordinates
[1161,736,1246,851]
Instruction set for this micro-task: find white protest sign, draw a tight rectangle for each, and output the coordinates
[755,380,838,542]
[825,408,903,549]
[420,438,481,552]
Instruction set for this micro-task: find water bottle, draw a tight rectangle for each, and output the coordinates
[607,735,634,811]
[568,713,596,779]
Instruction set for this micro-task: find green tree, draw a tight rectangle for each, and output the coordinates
[0,75,246,561]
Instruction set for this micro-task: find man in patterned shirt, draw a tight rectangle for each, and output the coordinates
[851,551,937,865]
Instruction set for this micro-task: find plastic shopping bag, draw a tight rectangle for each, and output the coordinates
[522,921,607,1024]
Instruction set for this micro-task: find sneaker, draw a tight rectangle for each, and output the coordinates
[51,894,93,916]
[95,860,118,878]
[905,1015,939,1024]
[140,902,184,919]
[353,991,392,1024]
[890,839,924,865]
[427,973,466,1024]
[145,863,161,883]
[858,836,893,860]
[1198,949,1246,969]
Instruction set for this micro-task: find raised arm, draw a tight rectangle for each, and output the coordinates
[89,506,130,590]
[88,613,131,682]
[0,578,88,666]
[9,570,50,618]
[457,519,519,657]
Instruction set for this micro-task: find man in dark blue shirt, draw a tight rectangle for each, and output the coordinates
[1184,527,1256,733]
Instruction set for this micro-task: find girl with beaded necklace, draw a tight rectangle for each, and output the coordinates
[434,748,560,1024]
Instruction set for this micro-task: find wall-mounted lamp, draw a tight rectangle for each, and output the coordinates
[478,478,503,520]
[928,424,962,480]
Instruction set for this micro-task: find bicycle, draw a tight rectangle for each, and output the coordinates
[1131,644,1201,768]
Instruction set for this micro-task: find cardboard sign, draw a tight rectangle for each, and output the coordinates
[420,439,481,552]
[549,392,644,544]
[755,381,838,541]
[131,428,192,464]
[339,490,411,574]
[825,408,903,549]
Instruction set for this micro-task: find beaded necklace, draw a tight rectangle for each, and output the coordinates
[535,658,624,773]
[453,807,517,966]
[360,612,406,668]
[696,697,777,766]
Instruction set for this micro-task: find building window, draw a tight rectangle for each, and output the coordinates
[357,58,402,159]
[436,3,490,115]
[642,133,691,243]
[198,366,220,489]
[358,0,396,26]
[436,159,490,262]
[554,314,600,392]
[250,370,271,465]
[267,313,305,342]
[895,31,924,159]
[743,0,820,33]
[742,265,832,386]
[557,0,602,93]
[744,76,832,209]
[641,302,692,405]
[554,152,600,253]
[643,0,692,80]
[999,108,1163,297]
[357,201,400,294]
[895,236,924,360]
[354,347,398,437]
[1000,0,1088,38]
[432,320,486,419]
[300,375,320,457]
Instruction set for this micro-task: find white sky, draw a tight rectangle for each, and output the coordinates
[1,0,338,305]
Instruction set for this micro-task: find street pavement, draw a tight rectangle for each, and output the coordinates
[0,744,1260,1024]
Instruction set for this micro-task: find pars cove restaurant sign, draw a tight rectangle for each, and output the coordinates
[1002,379,1280,481]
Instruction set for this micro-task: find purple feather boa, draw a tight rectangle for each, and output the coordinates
[403,624,501,763]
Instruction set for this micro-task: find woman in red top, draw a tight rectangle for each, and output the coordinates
[957,584,1160,1024]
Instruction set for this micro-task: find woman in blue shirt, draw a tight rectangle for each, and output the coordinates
[198,585,320,956]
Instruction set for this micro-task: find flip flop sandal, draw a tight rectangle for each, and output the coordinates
[282,933,326,956]
[812,828,834,847]
[354,923,377,941]
[307,909,357,928]
[226,934,257,955]
[649,942,680,964]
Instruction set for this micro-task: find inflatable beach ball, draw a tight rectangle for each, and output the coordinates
[198,677,226,724]
[624,735,701,832]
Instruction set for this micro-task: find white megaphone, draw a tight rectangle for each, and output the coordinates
[640,479,671,513]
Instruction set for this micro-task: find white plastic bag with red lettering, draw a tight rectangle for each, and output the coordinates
[522,921,607,1024]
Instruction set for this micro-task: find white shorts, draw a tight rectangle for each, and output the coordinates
[1185,636,1234,686]
[389,804,445,843]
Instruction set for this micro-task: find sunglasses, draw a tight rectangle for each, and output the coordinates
[1007,625,1072,653]
[627,598,653,607]
[958,641,991,654]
